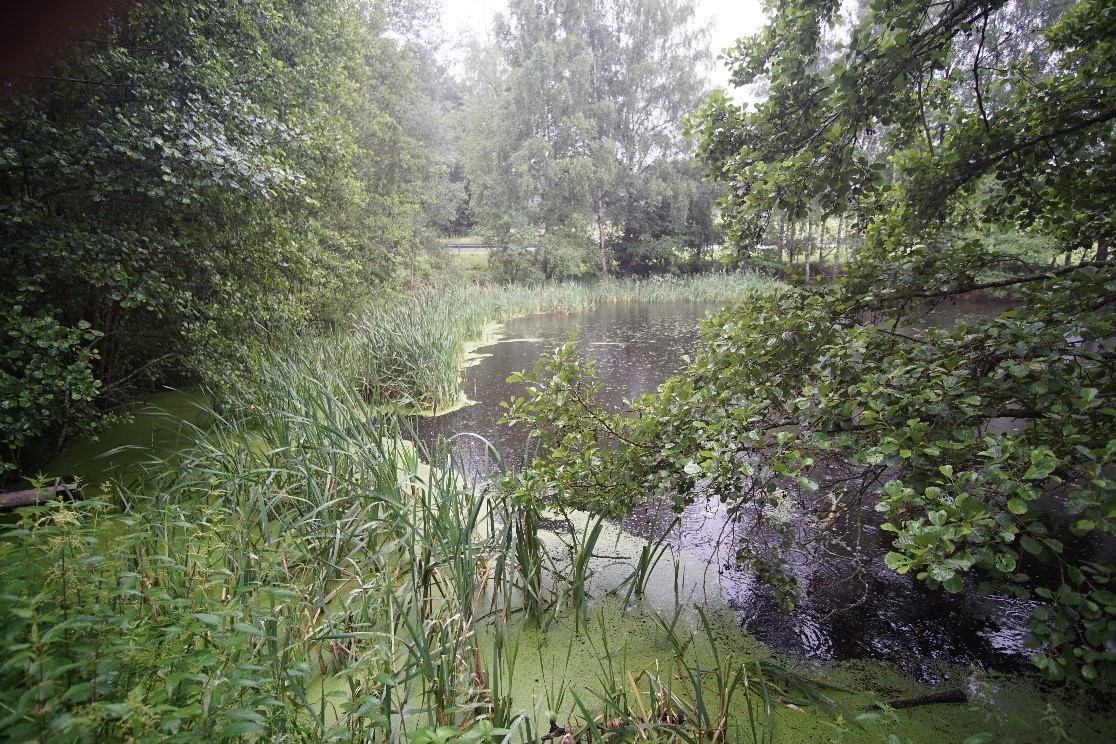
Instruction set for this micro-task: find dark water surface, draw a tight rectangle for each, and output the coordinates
[411,301,720,477]
[412,300,1037,682]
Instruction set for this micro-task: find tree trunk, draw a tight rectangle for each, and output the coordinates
[777,212,786,263]
[596,190,608,274]
[788,216,796,268]
[805,214,814,283]
[1097,236,1109,263]
[0,481,82,510]
[807,215,816,285]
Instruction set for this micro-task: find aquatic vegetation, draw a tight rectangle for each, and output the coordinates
[325,273,785,414]
[0,323,784,742]
[0,317,867,743]
[6,273,1109,743]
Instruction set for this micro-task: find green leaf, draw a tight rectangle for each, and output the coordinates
[221,721,264,738]
[234,622,265,637]
[102,703,132,718]
[884,552,911,573]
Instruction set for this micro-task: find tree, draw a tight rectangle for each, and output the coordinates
[610,159,723,275]
[0,0,435,473]
[504,0,1116,681]
[459,0,712,279]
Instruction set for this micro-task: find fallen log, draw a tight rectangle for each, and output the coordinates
[867,689,968,711]
[0,480,82,510]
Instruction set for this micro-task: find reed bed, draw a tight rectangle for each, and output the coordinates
[1,349,524,740]
[341,272,785,413]
[0,272,837,742]
[0,342,812,742]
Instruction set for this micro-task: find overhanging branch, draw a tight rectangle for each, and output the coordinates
[902,261,1115,299]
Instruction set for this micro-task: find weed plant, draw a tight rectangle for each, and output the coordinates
[0,347,523,741]
[0,346,795,743]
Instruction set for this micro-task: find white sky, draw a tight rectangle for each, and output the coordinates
[439,0,766,96]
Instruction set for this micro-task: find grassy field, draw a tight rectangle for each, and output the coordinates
[439,235,489,246]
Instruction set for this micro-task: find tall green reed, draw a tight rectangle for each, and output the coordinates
[334,273,785,416]
[0,273,793,742]
[0,339,529,741]
[620,514,680,605]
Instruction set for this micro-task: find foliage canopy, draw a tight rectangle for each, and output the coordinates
[459,0,717,280]
[0,0,440,473]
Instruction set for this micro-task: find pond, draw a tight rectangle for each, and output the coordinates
[18,295,1111,742]
[411,300,1038,683]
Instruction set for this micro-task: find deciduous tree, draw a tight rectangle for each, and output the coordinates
[460,0,712,279]
[505,0,1116,681]
[0,0,435,473]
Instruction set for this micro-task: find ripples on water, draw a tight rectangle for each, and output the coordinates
[413,301,1043,681]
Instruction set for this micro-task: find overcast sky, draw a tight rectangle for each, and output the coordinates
[440,0,767,95]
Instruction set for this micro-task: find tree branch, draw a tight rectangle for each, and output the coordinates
[973,14,990,133]
[903,261,1116,299]
[969,107,1116,175]
[17,73,133,88]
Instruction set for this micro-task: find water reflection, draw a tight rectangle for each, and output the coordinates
[411,302,717,478]
[411,300,1037,681]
